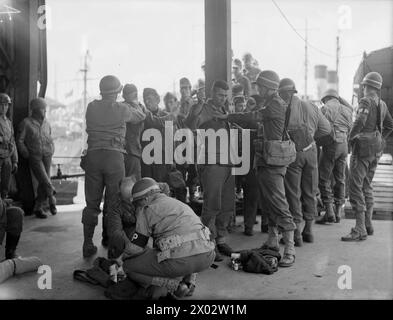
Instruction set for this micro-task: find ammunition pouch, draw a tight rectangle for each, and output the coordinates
[156,227,211,263]
[288,125,314,152]
[315,128,336,147]
[353,131,383,158]
[262,139,297,167]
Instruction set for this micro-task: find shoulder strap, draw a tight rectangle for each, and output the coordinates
[282,95,293,140]
[375,98,382,133]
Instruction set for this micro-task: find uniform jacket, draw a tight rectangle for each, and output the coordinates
[288,96,332,143]
[350,95,393,141]
[86,99,140,153]
[179,96,196,118]
[196,98,232,165]
[124,102,146,158]
[0,116,18,163]
[107,195,137,246]
[17,116,54,158]
[123,193,214,260]
[321,98,353,143]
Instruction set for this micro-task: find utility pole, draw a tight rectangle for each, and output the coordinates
[54,63,58,101]
[80,50,90,149]
[304,19,308,100]
[336,34,340,94]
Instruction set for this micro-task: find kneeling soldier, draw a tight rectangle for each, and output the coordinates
[118,177,215,299]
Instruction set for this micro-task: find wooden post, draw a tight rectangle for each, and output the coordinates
[204,0,232,99]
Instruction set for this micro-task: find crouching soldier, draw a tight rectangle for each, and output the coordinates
[0,198,24,259]
[117,177,215,299]
[17,98,56,219]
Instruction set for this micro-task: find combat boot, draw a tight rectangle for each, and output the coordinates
[217,243,234,257]
[214,246,223,262]
[316,204,336,224]
[294,223,303,247]
[341,228,367,241]
[334,203,343,223]
[244,227,254,236]
[302,220,314,243]
[34,209,47,219]
[365,207,374,235]
[279,230,295,267]
[5,233,20,260]
[261,223,269,233]
[261,226,279,252]
[341,210,367,241]
[83,224,97,258]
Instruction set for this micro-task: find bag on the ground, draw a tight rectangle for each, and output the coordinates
[239,248,281,275]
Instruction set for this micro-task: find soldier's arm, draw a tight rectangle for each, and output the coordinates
[10,125,18,164]
[144,110,177,129]
[122,207,151,258]
[184,102,203,130]
[16,120,29,159]
[124,103,146,124]
[382,107,393,139]
[315,107,332,137]
[227,111,258,129]
[349,98,370,141]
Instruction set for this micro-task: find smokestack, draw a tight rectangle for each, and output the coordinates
[314,65,328,100]
[327,70,338,91]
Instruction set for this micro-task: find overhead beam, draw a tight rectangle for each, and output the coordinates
[204,0,231,98]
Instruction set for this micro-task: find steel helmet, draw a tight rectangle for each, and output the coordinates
[99,75,123,95]
[278,78,297,93]
[179,77,192,88]
[0,93,11,104]
[131,177,161,202]
[30,97,47,111]
[361,72,383,90]
[321,89,339,102]
[253,70,280,90]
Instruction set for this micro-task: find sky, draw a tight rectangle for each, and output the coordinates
[45,0,393,104]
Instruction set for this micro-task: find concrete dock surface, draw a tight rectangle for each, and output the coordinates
[0,205,392,300]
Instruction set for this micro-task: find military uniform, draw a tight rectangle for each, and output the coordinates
[233,74,251,99]
[196,99,235,247]
[0,198,24,259]
[0,116,18,198]
[346,95,393,238]
[124,101,146,180]
[284,96,331,242]
[228,94,296,234]
[318,97,352,220]
[17,116,55,213]
[122,193,215,296]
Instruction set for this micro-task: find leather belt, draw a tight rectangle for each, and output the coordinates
[301,142,315,152]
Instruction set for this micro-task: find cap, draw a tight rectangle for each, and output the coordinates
[123,84,138,96]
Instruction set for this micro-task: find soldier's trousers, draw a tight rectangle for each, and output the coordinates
[199,165,235,244]
[29,155,56,211]
[0,157,12,198]
[82,150,124,227]
[242,168,259,231]
[319,142,348,206]
[258,165,296,231]
[124,154,141,180]
[284,145,318,224]
[348,154,378,229]
[0,207,24,246]
[123,248,215,290]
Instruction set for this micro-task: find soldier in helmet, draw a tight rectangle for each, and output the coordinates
[342,72,393,241]
[279,78,331,246]
[217,71,297,267]
[0,93,18,199]
[242,52,261,95]
[17,98,56,219]
[316,89,353,224]
[82,75,143,258]
[116,177,215,299]
[232,59,251,99]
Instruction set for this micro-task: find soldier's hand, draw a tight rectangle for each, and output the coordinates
[114,254,124,267]
[11,163,18,174]
[214,113,229,120]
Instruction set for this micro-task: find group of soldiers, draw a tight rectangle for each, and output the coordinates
[1,51,393,299]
